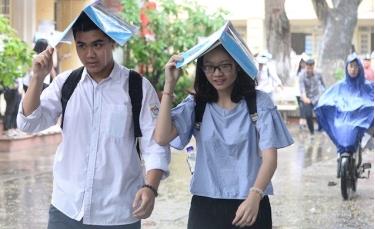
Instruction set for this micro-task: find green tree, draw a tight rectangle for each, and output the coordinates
[120,0,227,104]
[0,15,33,88]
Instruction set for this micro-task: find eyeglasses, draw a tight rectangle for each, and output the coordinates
[201,63,233,74]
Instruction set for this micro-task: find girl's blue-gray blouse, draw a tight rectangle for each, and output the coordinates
[170,90,294,200]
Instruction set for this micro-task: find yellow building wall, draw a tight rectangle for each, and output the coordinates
[56,0,92,72]
[36,0,55,26]
[10,0,36,44]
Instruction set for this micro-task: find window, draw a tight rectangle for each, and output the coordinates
[291,33,306,54]
[360,33,370,54]
[305,35,313,55]
[233,25,247,41]
[358,26,374,54]
[291,33,313,55]
[0,0,10,18]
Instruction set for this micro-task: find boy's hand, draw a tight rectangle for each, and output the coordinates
[32,47,54,81]
[132,187,156,219]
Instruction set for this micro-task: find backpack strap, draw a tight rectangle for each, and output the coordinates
[194,98,206,131]
[60,67,84,129]
[129,70,143,158]
[129,70,143,138]
[244,92,258,123]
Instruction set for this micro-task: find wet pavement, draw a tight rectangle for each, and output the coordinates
[0,125,373,229]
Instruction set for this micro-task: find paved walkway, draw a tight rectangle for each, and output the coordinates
[0,125,373,228]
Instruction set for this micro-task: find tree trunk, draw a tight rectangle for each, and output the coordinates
[312,0,362,86]
[265,0,291,85]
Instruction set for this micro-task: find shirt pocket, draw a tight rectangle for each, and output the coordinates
[101,104,130,138]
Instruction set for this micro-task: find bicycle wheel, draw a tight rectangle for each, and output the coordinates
[340,157,352,200]
[352,148,361,192]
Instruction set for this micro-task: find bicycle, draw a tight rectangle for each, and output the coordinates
[337,132,372,200]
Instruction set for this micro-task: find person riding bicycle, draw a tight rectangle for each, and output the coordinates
[315,53,374,168]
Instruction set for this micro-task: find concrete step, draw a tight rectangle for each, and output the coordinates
[0,124,62,153]
[0,132,61,152]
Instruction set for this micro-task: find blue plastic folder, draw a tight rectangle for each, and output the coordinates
[176,21,258,79]
[50,0,138,47]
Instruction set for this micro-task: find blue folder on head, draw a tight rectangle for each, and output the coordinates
[176,21,258,79]
[50,0,138,47]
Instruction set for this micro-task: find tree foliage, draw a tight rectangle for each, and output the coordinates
[120,0,227,104]
[0,15,33,88]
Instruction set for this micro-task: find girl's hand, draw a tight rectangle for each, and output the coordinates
[232,192,262,227]
[164,55,183,88]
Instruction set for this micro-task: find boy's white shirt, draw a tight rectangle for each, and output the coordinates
[17,63,170,225]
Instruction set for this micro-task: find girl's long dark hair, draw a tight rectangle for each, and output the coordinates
[297,59,305,75]
[193,47,257,104]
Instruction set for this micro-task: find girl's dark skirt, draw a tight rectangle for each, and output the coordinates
[187,195,272,229]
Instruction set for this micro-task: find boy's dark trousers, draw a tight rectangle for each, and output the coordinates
[303,102,315,134]
[47,205,141,229]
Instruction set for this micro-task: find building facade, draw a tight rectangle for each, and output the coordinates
[196,0,374,57]
[0,0,122,72]
[1,0,374,71]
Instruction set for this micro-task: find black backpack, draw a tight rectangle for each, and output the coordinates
[194,92,258,130]
[60,67,143,155]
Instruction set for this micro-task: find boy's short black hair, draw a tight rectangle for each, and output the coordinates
[305,59,315,65]
[33,39,48,54]
[72,12,112,41]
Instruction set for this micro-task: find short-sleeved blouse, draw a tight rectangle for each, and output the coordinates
[170,90,294,199]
